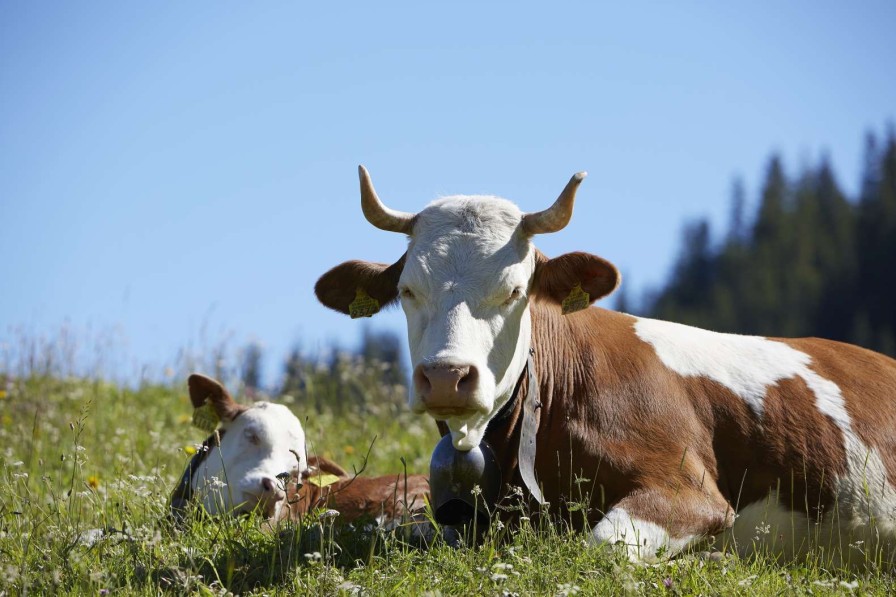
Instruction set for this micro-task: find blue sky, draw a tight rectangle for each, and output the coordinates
[2,3,895,384]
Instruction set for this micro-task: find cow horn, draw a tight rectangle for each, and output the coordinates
[359,165,415,234]
[521,172,587,235]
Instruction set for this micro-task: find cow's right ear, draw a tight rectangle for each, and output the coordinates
[187,373,247,422]
[315,254,405,318]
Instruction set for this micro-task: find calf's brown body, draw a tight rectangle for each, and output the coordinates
[281,456,430,525]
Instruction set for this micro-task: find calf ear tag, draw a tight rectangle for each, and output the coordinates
[307,472,342,488]
[561,283,590,315]
[192,402,220,432]
[348,288,380,319]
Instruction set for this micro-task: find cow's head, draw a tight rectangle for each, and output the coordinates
[316,167,619,450]
[186,374,307,518]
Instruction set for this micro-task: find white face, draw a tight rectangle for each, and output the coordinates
[191,402,307,517]
[400,196,536,450]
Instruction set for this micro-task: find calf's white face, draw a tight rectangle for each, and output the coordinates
[315,167,620,451]
[187,374,307,518]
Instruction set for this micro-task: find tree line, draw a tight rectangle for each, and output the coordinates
[645,127,896,356]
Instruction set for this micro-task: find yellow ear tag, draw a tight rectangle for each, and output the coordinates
[192,403,220,433]
[307,472,342,488]
[561,284,590,315]
[348,288,380,319]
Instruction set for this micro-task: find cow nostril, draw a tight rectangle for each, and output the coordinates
[457,365,478,393]
[261,477,276,493]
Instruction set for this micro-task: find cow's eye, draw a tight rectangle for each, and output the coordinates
[244,430,260,446]
[399,287,415,300]
[504,287,523,304]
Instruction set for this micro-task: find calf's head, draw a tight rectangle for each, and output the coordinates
[185,374,307,518]
[316,167,619,450]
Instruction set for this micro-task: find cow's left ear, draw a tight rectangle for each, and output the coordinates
[532,250,620,313]
[315,253,406,318]
[187,373,247,422]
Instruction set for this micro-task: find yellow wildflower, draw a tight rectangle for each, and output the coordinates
[184,445,197,456]
[87,475,100,490]
[343,445,355,455]
[177,414,192,424]
[0,390,7,399]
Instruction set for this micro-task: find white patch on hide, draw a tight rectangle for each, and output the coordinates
[836,435,896,540]
[633,317,850,425]
[725,487,896,567]
[634,317,896,564]
[590,507,695,562]
[725,491,814,561]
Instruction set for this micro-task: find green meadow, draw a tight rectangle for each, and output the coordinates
[0,345,893,596]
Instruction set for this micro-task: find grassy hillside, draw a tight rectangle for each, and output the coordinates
[0,368,892,595]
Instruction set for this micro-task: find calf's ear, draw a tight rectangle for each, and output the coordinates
[315,254,405,318]
[532,250,620,313]
[188,374,247,422]
[307,455,350,478]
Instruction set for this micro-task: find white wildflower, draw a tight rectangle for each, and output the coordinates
[5,565,20,583]
[738,575,757,587]
[752,522,770,540]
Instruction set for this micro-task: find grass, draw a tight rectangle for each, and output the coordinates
[1,365,894,594]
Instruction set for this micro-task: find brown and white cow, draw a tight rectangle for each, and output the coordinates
[171,374,429,528]
[315,166,896,566]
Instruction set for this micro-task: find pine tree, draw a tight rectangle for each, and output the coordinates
[747,156,793,336]
[281,345,305,397]
[651,219,715,328]
[812,158,856,342]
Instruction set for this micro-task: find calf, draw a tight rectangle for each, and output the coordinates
[171,374,429,528]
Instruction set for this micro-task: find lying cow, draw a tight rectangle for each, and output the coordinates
[171,373,430,528]
[315,166,896,566]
